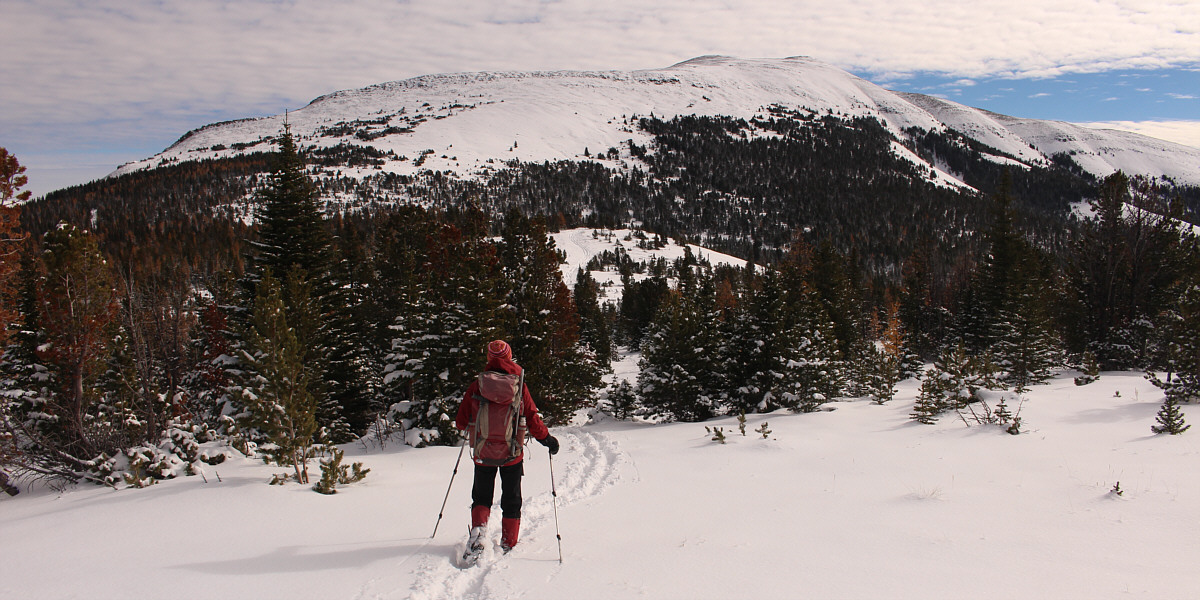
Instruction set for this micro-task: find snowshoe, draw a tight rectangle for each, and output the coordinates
[459,527,487,567]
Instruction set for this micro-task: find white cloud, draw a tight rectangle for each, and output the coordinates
[1078,120,1200,148]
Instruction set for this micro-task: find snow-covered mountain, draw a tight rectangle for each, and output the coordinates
[114,55,1200,187]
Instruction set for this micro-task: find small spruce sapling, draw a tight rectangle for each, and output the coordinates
[1151,395,1191,435]
[607,380,639,421]
[737,413,747,436]
[755,422,771,439]
[312,445,370,494]
[910,371,944,424]
[707,426,726,444]
[1074,351,1101,386]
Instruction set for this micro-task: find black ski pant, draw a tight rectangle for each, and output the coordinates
[471,462,523,519]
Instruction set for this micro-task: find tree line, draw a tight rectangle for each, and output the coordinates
[0,136,602,491]
[3,110,1199,491]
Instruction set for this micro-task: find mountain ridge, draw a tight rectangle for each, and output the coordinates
[114,56,1200,188]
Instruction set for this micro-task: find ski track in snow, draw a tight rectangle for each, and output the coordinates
[394,429,627,600]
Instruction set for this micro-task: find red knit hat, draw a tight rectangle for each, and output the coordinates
[487,340,512,361]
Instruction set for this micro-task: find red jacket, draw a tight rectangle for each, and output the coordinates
[455,356,550,466]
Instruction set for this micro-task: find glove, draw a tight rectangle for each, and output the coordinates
[539,434,560,455]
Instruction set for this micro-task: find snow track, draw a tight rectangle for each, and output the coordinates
[404,428,629,600]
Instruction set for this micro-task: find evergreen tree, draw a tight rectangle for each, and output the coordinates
[498,210,601,425]
[1068,173,1191,369]
[911,369,946,424]
[238,269,319,483]
[898,240,945,361]
[241,126,348,438]
[1151,395,1190,435]
[992,279,1063,393]
[249,126,334,284]
[1148,281,1200,404]
[384,219,500,445]
[35,224,121,461]
[778,240,844,411]
[619,274,670,347]
[574,268,613,368]
[604,379,639,421]
[0,148,31,349]
[958,179,1024,353]
[637,291,720,422]
[324,223,382,434]
[865,299,911,404]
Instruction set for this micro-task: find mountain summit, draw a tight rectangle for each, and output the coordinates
[114,56,1200,187]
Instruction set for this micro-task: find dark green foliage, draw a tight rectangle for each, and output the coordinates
[1074,351,1101,386]
[497,210,602,425]
[383,214,502,445]
[910,344,998,424]
[911,373,945,424]
[238,269,319,484]
[637,292,721,422]
[619,274,670,347]
[604,380,638,421]
[312,445,370,494]
[574,268,613,368]
[1148,280,1200,403]
[1066,173,1193,370]
[1151,395,1190,435]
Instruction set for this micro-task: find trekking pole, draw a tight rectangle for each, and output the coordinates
[549,449,563,563]
[432,443,466,539]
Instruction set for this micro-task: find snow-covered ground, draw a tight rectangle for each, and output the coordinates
[551,227,746,304]
[2,365,1196,599]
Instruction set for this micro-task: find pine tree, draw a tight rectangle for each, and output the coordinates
[992,280,1063,393]
[239,269,319,483]
[959,179,1023,353]
[323,223,382,435]
[36,224,121,461]
[1074,351,1101,386]
[911,369,946,424]
[498,211,601,425]
[385,278,486,446]
[249,126,334,284]
[866,299,910,404]
[384,217,497,445]
[898,240,945,361]
[1069,173,1191,369]
[0,148,31,349]
[604,379,638,421]
[637,291,719,422]
[574,268,613,368]
[1151,395,1190,435]
[241,126,348,438]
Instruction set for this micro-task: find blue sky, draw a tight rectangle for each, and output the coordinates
[3,0,1199,198]
[872,68,1200,123]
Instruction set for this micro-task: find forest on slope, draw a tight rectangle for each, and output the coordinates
[2,112,1198,492]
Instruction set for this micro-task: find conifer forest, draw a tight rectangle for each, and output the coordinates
[2,111,1198,493]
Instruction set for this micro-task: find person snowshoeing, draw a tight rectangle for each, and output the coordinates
[456,340,559,558]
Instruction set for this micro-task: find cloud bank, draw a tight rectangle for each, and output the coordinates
[1080,120,1200,149]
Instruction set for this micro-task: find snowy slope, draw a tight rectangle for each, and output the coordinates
[551,228,746,305]
[2,370,1196,599]
[112,56,1200,187]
